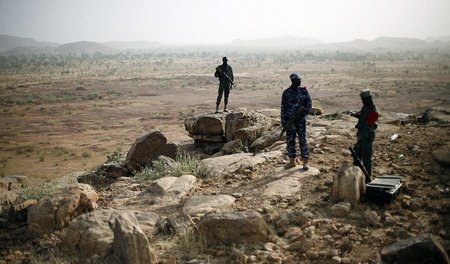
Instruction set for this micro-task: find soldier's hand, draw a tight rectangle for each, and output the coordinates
[299,106,306,113]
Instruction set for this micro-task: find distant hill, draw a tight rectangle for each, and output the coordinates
[2,46,56,55]
[315,36,449,52]
[54,41,114,54]
[105,41,162,50]
[0,34,58,53]
[426,35,450,43]
[230,35,322,48]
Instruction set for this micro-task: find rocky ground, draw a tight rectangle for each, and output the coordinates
[0,107,449,264]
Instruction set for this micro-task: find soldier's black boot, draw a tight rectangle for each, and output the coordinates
[223,104,228,112]
[215,104,219,113]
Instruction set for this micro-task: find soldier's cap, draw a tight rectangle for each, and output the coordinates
[289,73,302,81]
[360,89,371,98]
[222,57,228,61]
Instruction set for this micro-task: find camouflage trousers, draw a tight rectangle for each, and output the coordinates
[286,119,309,159]
[216,83,230,106]
[354,130,375,177]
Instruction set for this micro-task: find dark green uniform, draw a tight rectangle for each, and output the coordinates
[214,58,233,112]
[354,90,380,177]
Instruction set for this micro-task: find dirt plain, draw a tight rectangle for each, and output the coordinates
[1,53,449,183]
[0,51,450,263]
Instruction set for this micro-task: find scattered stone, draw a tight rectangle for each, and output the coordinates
[306,251,318,260]
[364,209,380,227]
[341,257,350,264]
[331,256,342,263]
[331,202,351,217]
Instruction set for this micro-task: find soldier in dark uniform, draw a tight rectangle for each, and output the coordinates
[281,73,312,170]
[214,57,234,113]
[352,89,380,177]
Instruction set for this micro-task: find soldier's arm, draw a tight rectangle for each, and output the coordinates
[281,92,288,127]
[214,66,220,78]
[304,91,312,114]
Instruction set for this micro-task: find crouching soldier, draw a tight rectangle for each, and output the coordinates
[352,89,380,177]
[281,73,312,170]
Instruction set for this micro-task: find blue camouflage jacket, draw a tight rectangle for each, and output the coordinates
[281,86,312,127]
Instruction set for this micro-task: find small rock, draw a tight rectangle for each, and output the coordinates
[306,251,318,260]
[331,256,342,263]
[264,242,278,251]
[341,257,350,264]
[331,202,351,217]
[364,209,380,227]
[232,192,243,198]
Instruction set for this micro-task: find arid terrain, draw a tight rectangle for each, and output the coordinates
[1,50,450,263]
[1,52,448,182]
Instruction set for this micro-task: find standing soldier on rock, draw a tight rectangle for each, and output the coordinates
[281,73,312,170]
[351,89,380,178]
[214,57,234,113]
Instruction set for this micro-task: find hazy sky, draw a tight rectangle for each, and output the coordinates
[1,0,449,44]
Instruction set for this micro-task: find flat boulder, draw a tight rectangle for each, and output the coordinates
[201,153,266,177]
[197,212,273,245]
[381,234,450,264]
[432,142,450,166]
[124,131,178,174]
[250,129,282,152]
[184,113,225,136]
[422,107,450,124]
[27,183,98,235]
[127,175,197,208]
[183,195,236,215]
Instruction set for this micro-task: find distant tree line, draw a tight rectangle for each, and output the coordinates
[0,49,448,71]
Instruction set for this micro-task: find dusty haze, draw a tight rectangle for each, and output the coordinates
[0,0,449,44]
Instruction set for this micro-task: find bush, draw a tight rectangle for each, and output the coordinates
[135,152,211,181]
[20,181,57,200]
[106,148,123,164]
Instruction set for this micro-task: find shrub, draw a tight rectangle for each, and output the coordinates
[106,148,123,164]
[135,152,211,181]
[20,181,56,200]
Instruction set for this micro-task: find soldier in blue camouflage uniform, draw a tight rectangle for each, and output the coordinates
[281,73,312,170]
[214,57,234,113]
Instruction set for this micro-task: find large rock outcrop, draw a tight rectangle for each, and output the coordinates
[184,108,275,150]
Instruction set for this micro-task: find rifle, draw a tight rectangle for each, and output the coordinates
[216,67,235,88]
[279,106,306,140]
[343,110,360,118]
[349,147,372,183]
